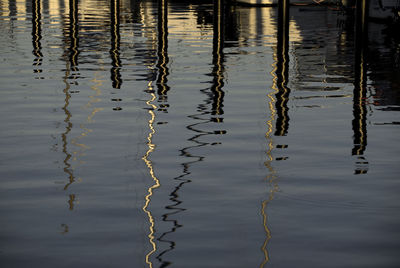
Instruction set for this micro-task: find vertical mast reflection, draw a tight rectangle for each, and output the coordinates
[63,0,80,193]
[69,0,79,75]
[62,60,75,202]
[61,0,86,215]
[156,0,170,111]
[261,1,290,266]
[156,2,227,265]
[352,0,369,174]
[32,0,43,75]
[274,0,290,137]
[211,0,225,120]
[110,0,122,89]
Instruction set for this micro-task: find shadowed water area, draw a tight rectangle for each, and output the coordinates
[0,0,400,267]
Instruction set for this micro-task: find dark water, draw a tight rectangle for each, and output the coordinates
[1,0,400,267]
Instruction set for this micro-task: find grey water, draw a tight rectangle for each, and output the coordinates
[0,0,400,267]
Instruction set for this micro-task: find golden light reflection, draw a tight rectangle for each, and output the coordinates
[32,0,43,75]
[49,0,61,24]
[260,51,279,267]
[352,0,369,174]
[70,73,104,164]
[69,0,79,69]
[211,0,225,117]
[142,81,160,268]
[16,0,26,21]
[261,2,290,266]
[0,0,10,18]
[110,0,122,89]
[156,0,170,108]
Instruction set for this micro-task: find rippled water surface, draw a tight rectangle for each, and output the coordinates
[1,0,400,267]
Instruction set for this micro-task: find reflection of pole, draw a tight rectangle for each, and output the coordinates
[352,0,369,174]
[211,0,225,120]
[110,0,122,89]
[69,0,79,74]
[32,0,42,74]
[260,2,290,266]
[274,0,290,136]
[62,62,75,193]
[156,0,170,110]
[63,0,80,193]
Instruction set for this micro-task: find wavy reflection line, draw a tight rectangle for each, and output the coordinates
[70,73,104,166]
[261,1,290,265]
[110,0,122,89]
[156,2,227,264]
[142,81,160,268]
[261,51,279,268]
[156,0,170,109]
[274,0,290,137]
[32,0,43,75]
[352,0,369,174]
[69,0,79,74]
[62,0,80,196]
[211,0,225,118]
[62,60,76,207]
[156,113,209,267]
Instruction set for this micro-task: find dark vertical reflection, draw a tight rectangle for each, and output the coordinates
[61,63,75,195]
[261,2,290,267]
[156,2,227,266]
[9,0,16,19]
[110,0,122,90]
[130,0,142,24]
[352,0,369,174]
[155,1,183,266]
[156,0,170,112]
[210,0,225,121]
[274,0,290,137]
[32,0,43,75]
[69,0,79,78]
[62,0,80,211]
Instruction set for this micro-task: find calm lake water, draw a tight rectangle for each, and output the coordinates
[1,0,400,267]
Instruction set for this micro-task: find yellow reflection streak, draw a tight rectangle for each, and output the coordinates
[355,56,366,156]
[351,0,368,174]
[260,52,279,267]
[112,0,120,68]
[110,0,122,89]
[214,0,223,115]
[32,0,42,73]
[16,0,26,21]
[70,0,78,69]
[158,0,168,96]
[142,81,160,268]
[70,73,104,165]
